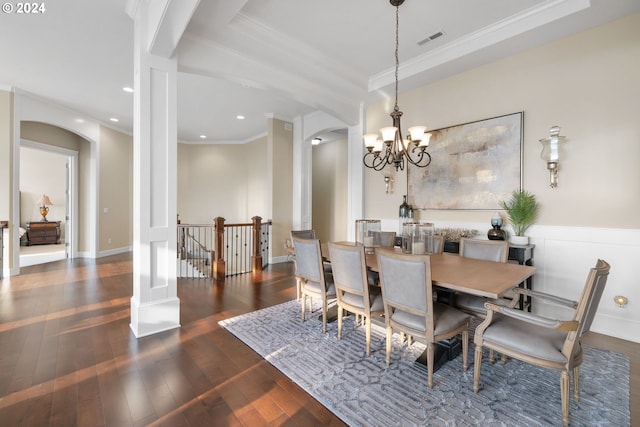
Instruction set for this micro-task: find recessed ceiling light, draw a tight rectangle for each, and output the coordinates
[312,137,322,146]
[109,118,119,122]
[123,86,134,93]
[199,135,207,139]
[236,115,245,120]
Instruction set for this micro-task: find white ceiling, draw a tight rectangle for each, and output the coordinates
[1,0,639,144]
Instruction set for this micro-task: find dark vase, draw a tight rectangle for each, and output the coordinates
[399,195,411,219]
[487,226,507,240]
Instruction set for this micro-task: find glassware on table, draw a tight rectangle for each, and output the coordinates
[402,222,435,254]
[355,219,381,254]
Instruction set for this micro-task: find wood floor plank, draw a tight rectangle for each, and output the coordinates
[0,253,636,426]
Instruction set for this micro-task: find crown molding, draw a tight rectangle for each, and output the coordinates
[369,0,591,91]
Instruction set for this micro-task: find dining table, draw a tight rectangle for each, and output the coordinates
[325,242,536,300]
[316,241,537,371]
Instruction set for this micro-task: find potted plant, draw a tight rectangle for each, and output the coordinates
[500,189,539,245]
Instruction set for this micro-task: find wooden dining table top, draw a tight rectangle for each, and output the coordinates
[322,241,536,299]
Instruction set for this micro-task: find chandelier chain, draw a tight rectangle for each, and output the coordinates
[394,2,400,112]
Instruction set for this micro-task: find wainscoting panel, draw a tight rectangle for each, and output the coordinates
[379,220,640,343]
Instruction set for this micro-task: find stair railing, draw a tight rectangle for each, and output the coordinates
[178,216,271,279]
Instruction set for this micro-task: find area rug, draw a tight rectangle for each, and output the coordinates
[219,300,630,426]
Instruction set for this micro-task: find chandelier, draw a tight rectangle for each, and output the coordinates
[363,0,432,172]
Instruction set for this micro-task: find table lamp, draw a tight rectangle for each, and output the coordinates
[36,194,53,222]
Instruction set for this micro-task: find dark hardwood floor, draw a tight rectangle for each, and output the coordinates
[0,253,637,426]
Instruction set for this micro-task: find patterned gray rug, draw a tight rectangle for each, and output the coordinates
[219,300,630,426]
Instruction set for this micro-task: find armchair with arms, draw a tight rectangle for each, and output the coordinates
[473,259,610,427]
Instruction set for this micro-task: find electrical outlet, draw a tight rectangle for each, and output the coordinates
[108,238,112,245]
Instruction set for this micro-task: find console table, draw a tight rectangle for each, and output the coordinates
[26,221,61,245]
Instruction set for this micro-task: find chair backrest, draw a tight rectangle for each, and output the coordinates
[328,242,369,298]
[291,236,325,287]
[377,250,433,331]
[291,229,316,239]
[371,231,396,247]
[459,238,508,263]
[575,259,610,337]
[429,235,445,254]
[562,259,610,358]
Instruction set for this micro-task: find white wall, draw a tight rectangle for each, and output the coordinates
[312,139,348,242]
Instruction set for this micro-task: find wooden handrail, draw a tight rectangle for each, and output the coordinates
[178,216,271,279]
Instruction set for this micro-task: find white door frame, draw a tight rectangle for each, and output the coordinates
[20,139,78,260]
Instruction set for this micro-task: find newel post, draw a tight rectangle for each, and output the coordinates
[251,216,263,274]
[213,217,226,279]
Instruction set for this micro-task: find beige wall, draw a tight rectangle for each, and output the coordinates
[0,91,12,222]
[99,126,133,252]
[0,91,13,273]
[177,137,269,224]
[269,118,293,258]
[365,13,640,229]
[312,139,348,242]
[176,124,285,257]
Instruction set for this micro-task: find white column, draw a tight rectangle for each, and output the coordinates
[130,1,179,338]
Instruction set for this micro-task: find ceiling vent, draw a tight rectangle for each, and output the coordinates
[416,31,445,46]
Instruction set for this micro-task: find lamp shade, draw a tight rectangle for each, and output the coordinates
[36,194,54,206]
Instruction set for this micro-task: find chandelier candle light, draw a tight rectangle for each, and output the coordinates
[363,0,432,172]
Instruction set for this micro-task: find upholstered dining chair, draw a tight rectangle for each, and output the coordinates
[290,229,318,299]
[428,235,445,254]
[454,238,510,316]
[328,242,384,355]
[473,259,610,427]
[292,236,336,333]
[367,231,396,288]
[371,231,397,248]
[290,229,315,239]
[377,250,470,388]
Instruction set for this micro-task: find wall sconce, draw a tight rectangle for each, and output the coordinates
[384,175,394,194]
[613,295,628,308]
[539,125,567,188]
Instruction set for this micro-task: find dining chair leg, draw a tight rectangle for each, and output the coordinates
[473,345,483,393]
[561,370,570,427]
[386,327,392,366]
[301,294,306,322]
[501,353,507,364]
[321,299,328,333]
[461,330,469,371]
[427,342,434,389]
[489,348,496,364]
[296,277,301,300]
[365,316,371,356]
[573,366,580,401]
[337,306,343,340]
